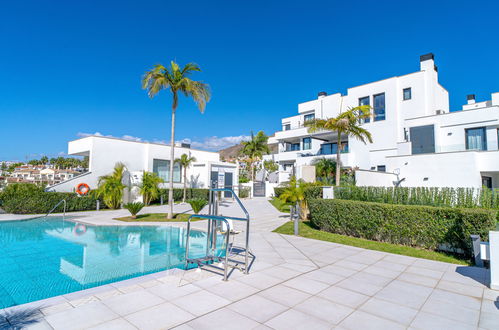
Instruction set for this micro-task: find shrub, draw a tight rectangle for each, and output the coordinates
[123,202,144,218]
[308,198,497,256]
[156,188,209,203]
[273,187,286,198]
[238,186,251,199]
[333,186,499,210]
[0,183,105,214]
[187,198,208,214]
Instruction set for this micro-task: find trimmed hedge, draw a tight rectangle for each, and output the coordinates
[0,183,104,214]
[157,188,210,202]
[308,198,497,256]
[334,186,499,209]
[274,186,323,199]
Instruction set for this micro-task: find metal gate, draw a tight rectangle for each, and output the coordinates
[253,182,265,197]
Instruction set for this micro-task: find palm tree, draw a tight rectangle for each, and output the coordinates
[40,156,48,165]
[175,154,197,203]
[139,171,163,205]
[278,177,315,220]
[312,157,337,184]
[94,163,127,209]
[305,106,373,186]
[142,61,210,218]
[240,131,270,181]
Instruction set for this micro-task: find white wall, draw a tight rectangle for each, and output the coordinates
[356,170,397,187]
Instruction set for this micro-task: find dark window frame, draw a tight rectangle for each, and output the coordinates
[403,88,412,101]
[302,137,311,150]
[358,96,370,123]
[373,92,386,121]
[304,113,315,123]
[283,124,291,131]
[377,165,386,172]
[465,127,487,151]
[152,159,182,183]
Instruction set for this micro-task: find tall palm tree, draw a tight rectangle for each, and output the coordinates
[139,171,164,205]
[142,61,210,218]
[175,154,197,203]
[240,131,270,181]
[94,162,127,209]
[305,105,373,186]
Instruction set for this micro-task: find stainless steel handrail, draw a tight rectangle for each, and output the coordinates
[185,214,231,281]
[45,199,66,219]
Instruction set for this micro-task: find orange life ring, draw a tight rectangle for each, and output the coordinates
[74,223,87,236]
[76,183,90,196]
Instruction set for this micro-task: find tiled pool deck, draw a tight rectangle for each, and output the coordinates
[1,198,498,329]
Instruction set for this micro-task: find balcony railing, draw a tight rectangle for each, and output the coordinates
[297,150,349,157]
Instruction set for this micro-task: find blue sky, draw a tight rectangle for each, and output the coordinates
[1,0,498,161]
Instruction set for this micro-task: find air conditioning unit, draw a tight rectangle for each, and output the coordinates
[435,110,444,115]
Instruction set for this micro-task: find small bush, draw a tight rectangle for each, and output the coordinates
[187,198,208,214]
[308,198,497,256]
[157,188,209,203]
[124,202,144,218]
[0,183,105,214]
[238,186,251,198]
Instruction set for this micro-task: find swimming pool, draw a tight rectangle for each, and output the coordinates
[0,217,224,309]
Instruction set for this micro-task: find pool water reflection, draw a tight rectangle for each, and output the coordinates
[0,217,223,309]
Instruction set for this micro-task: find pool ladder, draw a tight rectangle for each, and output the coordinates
[184,188,252,281]
[44,199,67,219]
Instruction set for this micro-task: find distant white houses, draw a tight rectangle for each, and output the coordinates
[264,53,499,189]
[46,135,238,196]
[8,165,80,185]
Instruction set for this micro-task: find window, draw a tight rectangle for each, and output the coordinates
[303,137,311,150]
[319,142,348,154]
[285,143,300,151]
[373,93,385,121]
[403,88,412,100]
[466,127,487,151]
[358,96,370,123]
[410,125,435,154]
[283,124,290,131]
[153,159,181,182]
[482,176,492,189]
[304,113,315,122]
[377,165,386,172]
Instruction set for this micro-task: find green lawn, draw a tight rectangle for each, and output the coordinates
[273,221,469,265]
[114,213,205,222]
[269,197,290,213]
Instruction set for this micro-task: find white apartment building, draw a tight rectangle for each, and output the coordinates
[47,135,238,197]
[265,54,499,189]
[10,166,80,185]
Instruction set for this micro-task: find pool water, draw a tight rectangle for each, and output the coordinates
[0,217,224,309]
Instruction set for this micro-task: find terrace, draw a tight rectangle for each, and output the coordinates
[0,198,498,329]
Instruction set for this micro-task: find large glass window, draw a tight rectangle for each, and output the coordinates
[303,137,311,150]
[358,96,370,123]
[466,127,487,151]
[373,93,385,121]
[304,113,315,123]
[153,159,181,182]
[285,143,300,151]
[319,142,348,154]
[410,125,435,154]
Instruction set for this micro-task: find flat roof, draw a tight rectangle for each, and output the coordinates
[69,135,220,154]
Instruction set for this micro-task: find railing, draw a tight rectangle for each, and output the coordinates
[44,199,66,218]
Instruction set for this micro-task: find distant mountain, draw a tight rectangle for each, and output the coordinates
[219,144,243,162]
[219,141,277,162]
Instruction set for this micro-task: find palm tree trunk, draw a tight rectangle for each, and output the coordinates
[183,167,187,203]
[336,131,341,186]
[168,109,176,219]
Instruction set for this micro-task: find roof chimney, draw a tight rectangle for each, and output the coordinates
[420,53,437,72]
[467,94,476,104]
[318,91,327,98]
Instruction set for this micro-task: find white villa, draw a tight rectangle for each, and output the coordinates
[47,135,238,196]
[265,53,499,189]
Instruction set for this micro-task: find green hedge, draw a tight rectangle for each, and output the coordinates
[0,183,104,214]
[274,186,323,199]
[334,186,499,209]
[308,198,497,256]
[157,188,210,202]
